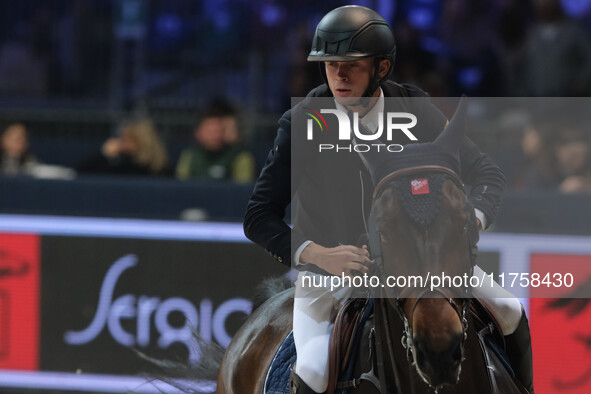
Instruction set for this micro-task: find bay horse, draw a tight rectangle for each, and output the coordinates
[215,98,524,394]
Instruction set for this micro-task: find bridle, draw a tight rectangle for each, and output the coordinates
[394,288,469,388]
[372,165,464,200]
[367,164,477,391]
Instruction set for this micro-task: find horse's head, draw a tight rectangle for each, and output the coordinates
[374,174,473,387]
[361,97,479,388]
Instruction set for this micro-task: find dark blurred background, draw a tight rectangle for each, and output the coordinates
[0,2,590,393]
[1,0,591,232]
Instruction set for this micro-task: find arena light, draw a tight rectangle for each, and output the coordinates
[0,214,248,242]
[0,370,215,393]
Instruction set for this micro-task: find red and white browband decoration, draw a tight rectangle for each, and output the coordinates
[411,178,430,195]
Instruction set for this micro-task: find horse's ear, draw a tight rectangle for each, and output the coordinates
[434,96,468,154]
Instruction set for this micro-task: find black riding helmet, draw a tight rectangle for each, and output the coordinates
[308,5,396,102]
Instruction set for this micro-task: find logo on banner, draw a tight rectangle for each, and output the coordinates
[0,233,40,370]
[305,108,418,153]
[64,255,252,363]
[411,179,430,195]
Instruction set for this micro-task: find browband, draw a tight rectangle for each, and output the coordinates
[372,165,464,200]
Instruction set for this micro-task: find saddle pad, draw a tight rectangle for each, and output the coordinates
[262,331,296,394]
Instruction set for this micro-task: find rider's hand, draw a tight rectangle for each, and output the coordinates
[299,243,371,277]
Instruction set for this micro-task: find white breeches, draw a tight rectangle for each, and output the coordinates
[471,266,524,335]
[293,271,352,393]
[292,266,524,393]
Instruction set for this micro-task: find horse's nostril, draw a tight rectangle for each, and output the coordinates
[414,339,426,363]
[414,338,434,374]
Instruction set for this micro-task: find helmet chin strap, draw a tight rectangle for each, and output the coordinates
[352,60,383,107]
[356,79,380,107]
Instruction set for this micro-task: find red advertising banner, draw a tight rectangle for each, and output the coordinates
[530,254,591,394]
[0,218,590,394]
[0,233,40,370]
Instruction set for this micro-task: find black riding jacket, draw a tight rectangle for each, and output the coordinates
[244,81,505,268]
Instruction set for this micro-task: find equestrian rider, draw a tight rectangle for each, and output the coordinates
[244,6,534,394]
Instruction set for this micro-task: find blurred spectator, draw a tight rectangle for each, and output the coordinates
[392,20,445,95]
[0,21,47,97]
[285,21,322,100]
[555,127,591,193]
[0,122,37,175]
[439,0,509,96]
[517,0,591,96]
[496,0,534,94]
[56,0,111,97]
[514,122,591,193]
[514,123,558,190]
[176,100,255,183]
[78,118,171,176]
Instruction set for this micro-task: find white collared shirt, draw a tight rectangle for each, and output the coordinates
[334,88,385,137]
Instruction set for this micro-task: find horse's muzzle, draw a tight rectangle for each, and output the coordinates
[413,333,463,388]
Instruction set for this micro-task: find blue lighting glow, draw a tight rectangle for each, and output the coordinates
[0,214,248,242]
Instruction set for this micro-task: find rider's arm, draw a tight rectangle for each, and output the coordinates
[244,109,372,275]
[243,110,303,266]
[459,137,506,229]
[419,99,499,230]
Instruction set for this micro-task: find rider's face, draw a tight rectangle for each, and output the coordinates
[325,58,389,109]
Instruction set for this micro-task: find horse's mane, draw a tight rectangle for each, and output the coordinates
[140,276,292,392]
[252,275,293,311]
[137,333,224,393]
